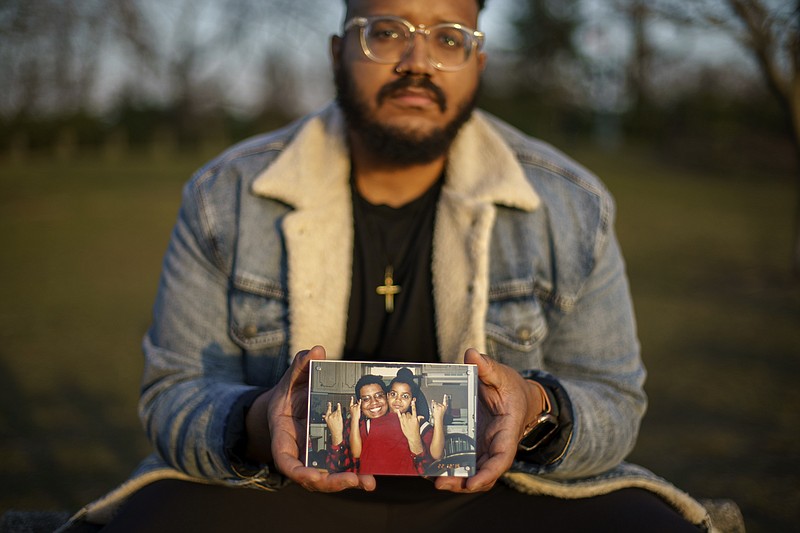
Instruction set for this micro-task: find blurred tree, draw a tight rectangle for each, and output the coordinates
[504,0,586,139]
[0,0,152,117]
[653,0,800,275]
[0,0,339,152]
[609,0,659,136]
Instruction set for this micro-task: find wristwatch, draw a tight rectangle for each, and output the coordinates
[518,379,559,453]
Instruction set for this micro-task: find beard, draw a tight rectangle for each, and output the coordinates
[334,62,480,166]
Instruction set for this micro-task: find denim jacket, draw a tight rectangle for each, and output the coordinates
[67,104,713,530]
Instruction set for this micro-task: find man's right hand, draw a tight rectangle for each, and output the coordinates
[245,345,377,492]
[349,396,362,423]
[323,402,344,446]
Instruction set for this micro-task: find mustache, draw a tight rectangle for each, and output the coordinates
[376,77,447,112]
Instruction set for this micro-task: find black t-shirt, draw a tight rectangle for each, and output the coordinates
[344,178,442,363]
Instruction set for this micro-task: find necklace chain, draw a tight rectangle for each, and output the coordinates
[352,176,442,314]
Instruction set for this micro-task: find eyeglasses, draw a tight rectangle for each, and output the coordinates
[388,390,412,401]
[359,392,386,403]
[343,15,485,72]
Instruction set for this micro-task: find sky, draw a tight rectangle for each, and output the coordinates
[87,0,765,118]
[90,0,527,115]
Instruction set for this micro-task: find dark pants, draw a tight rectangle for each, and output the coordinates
[74,477,701,533]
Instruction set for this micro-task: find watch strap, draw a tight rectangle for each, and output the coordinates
[518,379,559,452]
[515,372,574,466]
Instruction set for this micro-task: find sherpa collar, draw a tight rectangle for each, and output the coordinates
[251,103,539,211]
[250,103,540,361]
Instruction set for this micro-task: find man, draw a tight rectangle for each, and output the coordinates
[64,0,712,531]
[322,375,390,473]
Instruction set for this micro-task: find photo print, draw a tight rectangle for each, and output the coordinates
[306,360,477,477]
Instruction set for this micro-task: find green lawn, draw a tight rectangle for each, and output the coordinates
[1,147,798,531]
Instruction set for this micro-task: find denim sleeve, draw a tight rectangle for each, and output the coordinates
[138,178,276,486]
[523,201,647,479]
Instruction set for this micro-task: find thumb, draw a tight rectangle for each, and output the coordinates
[464,348,499,387]
[290,345,326,378]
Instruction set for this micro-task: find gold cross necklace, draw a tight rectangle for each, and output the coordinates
[360,200,412,314]
[376,265,401,313]
[370,216,404,313]
[353,174,441,314]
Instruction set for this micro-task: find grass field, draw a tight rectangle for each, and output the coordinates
[1,146,798,531]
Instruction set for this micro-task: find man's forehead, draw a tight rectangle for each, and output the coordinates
[360,383,384,395]
[345,0,480,26]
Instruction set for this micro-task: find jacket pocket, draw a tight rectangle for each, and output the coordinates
[228,277,289,386]
[485,278,548,371]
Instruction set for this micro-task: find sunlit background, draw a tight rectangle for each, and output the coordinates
[1,1,798,531]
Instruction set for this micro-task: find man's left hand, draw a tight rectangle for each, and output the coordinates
[249,346,376,492]
[434,348,542,493]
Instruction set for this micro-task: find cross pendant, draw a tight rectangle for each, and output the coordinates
[375,265,401,313]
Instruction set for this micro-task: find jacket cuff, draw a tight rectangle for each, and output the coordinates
[223,387,270,476]
[516,370,574,468]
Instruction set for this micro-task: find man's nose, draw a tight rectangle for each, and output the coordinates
[395,32,434,76]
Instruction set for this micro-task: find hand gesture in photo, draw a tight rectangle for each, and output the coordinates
[349,396,362,423]
[429,395,448,461]
[323,401,344,446]
[431,394,448,426]
[397,398,425,455]
[349,396,364,460]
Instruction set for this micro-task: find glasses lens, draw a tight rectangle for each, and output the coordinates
[355,17,479,70]
[365,19,409,62]
[361,392,384,403]
[429,26,471,68]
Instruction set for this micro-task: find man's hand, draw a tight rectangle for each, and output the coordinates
[323,402,344,446]
[349,396,362,423]
[434,348,543,493]
[246,345,376,492]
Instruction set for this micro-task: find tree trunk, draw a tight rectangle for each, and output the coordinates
[790,1,800,278]
[793,147,800,279]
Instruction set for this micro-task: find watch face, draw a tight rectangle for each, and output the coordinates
[519,414,558,451]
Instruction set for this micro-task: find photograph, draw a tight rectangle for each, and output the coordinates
[306,360,477,477]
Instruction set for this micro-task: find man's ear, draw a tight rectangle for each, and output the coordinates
[330,35,342,70]
[477,51,487,73]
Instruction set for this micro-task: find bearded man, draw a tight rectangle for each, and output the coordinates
[62,1,712,531]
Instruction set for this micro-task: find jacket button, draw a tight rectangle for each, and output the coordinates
[516,326,533,342]
[242,324,259,338]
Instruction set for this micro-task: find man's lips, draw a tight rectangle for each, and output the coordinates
[387,88,437,107]
[377,77,447,112]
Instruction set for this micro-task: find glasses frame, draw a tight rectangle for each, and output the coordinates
[343,15,485,72]
[359,391,387,404]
